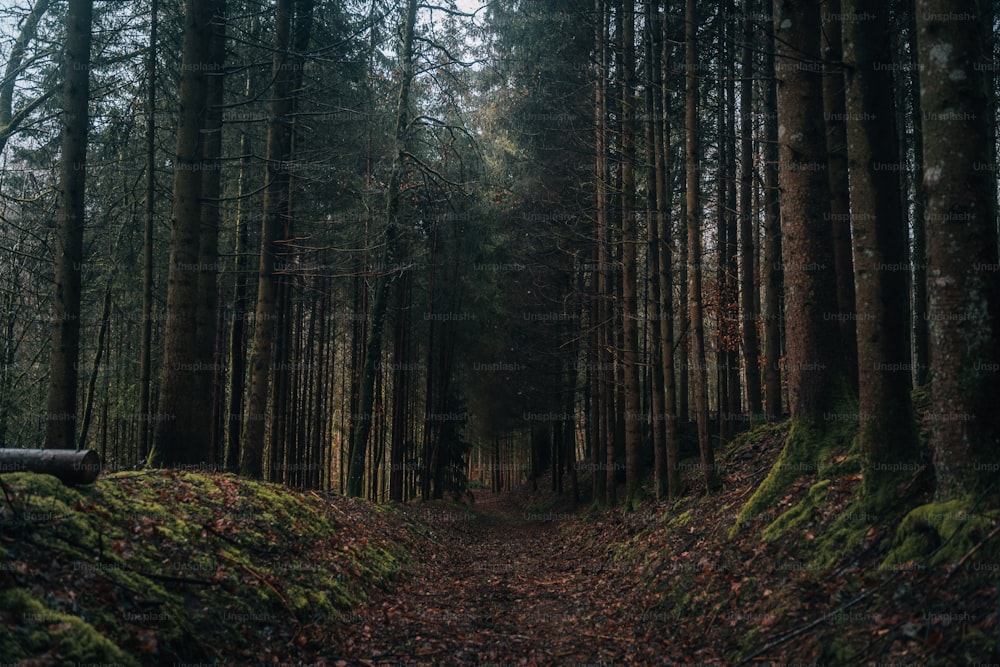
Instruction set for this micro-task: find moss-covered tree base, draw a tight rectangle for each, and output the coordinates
[881,499,1000,570]
[731,398,857,540]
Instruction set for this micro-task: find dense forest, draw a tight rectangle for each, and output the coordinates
[3,0,995,506]
[1,0,999,663]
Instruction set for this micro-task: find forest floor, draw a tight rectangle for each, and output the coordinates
[2,417,1000,665]
[330,490,670,665]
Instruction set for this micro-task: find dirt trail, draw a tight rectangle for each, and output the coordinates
[327,493,678,666]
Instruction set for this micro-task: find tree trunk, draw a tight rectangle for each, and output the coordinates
[686,0,718,493]
[841,0,920,509]
[658,1,680,498]
[241,0,295,478]
[194,0,226,458]
[645,0,667,500]
[772,0,844,420]
[348,0,418,497]
[906,7,928,387]
[916,0,1000,500]
[738,0,761,418]
[591,0,609,504]
[716,15,730,444]
[138,0,158,463]
[723,0,740,438]
[389,262,411,502]
[822,0,859,393]
[78,281,113,450]
[761,0,783,421]
[151,0,215,466]
[224,110,254,472]
[620,0,641,504]
[44,0,93,450]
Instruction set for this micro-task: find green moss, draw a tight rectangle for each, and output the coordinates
[0,588,139,666]
[818,634,859,663]
[881,499,1000,569]
[666,509,695,530]
[732,386,856,538]
[2,469,415,663]
[762,479,831,541]
[810,498,887,571]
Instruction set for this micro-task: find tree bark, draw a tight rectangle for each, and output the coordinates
[761,0,783,421]
[593,0,609,504]
[150,0,214,466]
[772,0,843,420]
[620,0,641,504]
[658,1,680,497]
[347,0,418,497]
[0,449,100,485]
[44,0,93,451]
[138,0,158,463]
[686,0,718,492]
[645,0,667,500]
[822,0,859,393]
[241,0,295,478]
[738,0,761,418]
[194,0,226,461]
[905,7,928,387]
[78,281,112,450]
[916,0,1000,500]
[841,0,920,508]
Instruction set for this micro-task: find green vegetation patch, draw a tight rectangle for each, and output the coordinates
[881,499,1000,570]
[0,470,416,664]
[732,388,857,538]
[0,587,140,666]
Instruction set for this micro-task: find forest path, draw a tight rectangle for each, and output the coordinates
[327,491,675,665]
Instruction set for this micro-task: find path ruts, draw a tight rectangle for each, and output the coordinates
[327,493,678,666]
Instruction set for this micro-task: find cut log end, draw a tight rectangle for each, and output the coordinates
[0,448,101,485]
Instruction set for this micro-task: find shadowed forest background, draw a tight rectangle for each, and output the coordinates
[0,0,999,661]
[2,0,1000,519]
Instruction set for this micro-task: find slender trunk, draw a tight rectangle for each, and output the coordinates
[715,8,730,444]
[348,0,418,497]
[389,264,411,502]
[646,0,667,500]
[592,0,609,504]
[240,0,294,477]
[906,8,928,387]
[723,5,740,432]
[686,0,718,492]
[138,0,158,461]
[659,2,680,497]
[224,118,254,471]
[761,0,783,420]
[738,0,761,417]
[78,281,112,450]
[620,0,641,504]
[269,279,292,481]
[822,0,858,393]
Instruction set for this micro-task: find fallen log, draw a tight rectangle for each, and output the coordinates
[0,449,101,485]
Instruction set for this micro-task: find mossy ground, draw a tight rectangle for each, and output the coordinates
[0,470,422,664]
[600,408,1000,665]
